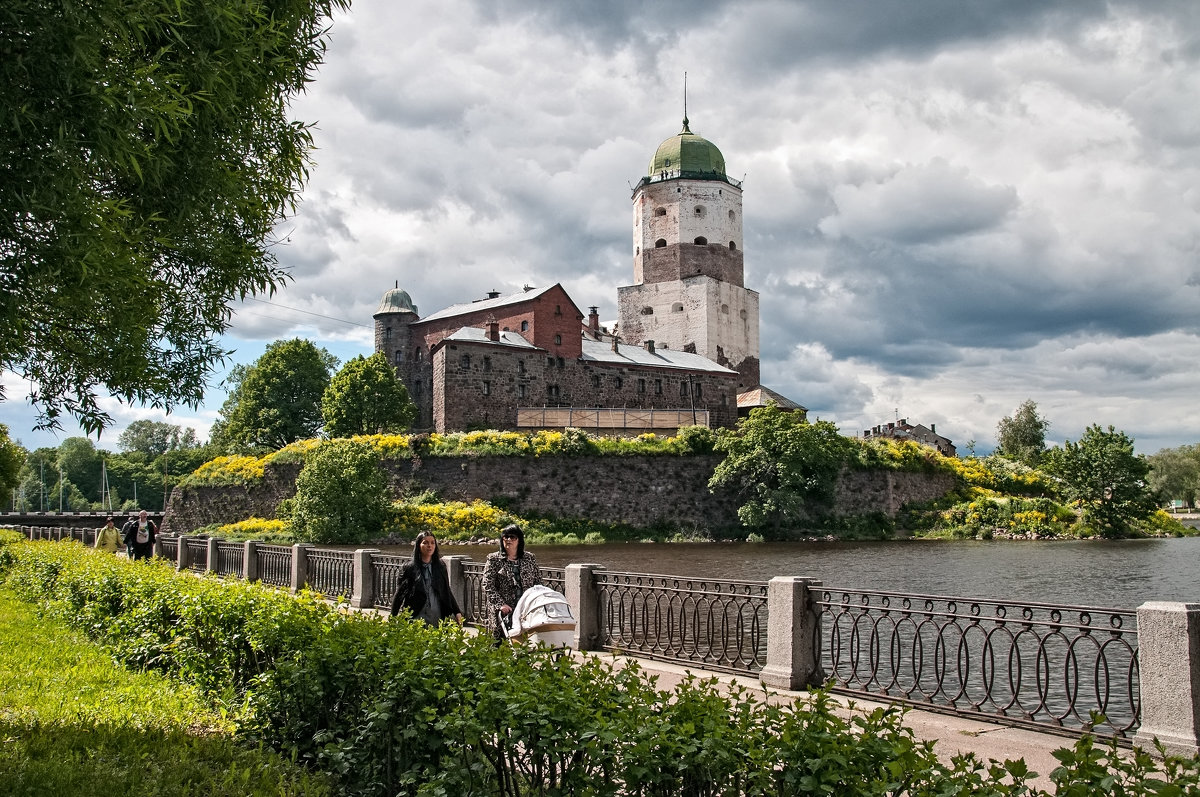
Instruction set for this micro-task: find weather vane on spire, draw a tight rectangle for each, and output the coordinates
[682,71,690,132]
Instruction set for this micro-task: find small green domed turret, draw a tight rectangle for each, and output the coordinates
[647,117,727,179]
[375,284,418,316]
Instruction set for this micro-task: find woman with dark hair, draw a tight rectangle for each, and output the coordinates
[390,531,463,626]
[483,524,541,641]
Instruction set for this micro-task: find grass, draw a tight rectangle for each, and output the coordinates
[0,589,330,797]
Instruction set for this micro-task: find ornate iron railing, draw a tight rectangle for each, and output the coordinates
[462,561,488,625]
[257,544,293,588]
[307,549,353,597]
[371,554,409,611]
[215,542,243,578]
[540,567,565,595]
[185,538,208,572]
[814,587,1140,738]
[596,571,768,675]
[158,535,179,561]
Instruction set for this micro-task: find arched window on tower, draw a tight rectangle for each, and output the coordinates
[394,350,403,365]
[655,238,667,248]
[729,241,737,250]
[693,236,708,245]
[672,302,683,312]
[641,306,654,315]
[654,207,666,217]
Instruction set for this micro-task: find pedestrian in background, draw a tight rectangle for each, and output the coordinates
[121,510,157,560]
[390,531,463,626]
[94,517,121,554]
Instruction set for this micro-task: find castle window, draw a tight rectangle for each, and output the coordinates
[385,327,392,340]
[414,381,422,396]
[555,305,562,316]
[482,381,491,396]
[641,306,654,315]
[483,356,491,371]
[693,236,708,245]
[729,241,737,250]
[547,357,555,368]
[415,348,423,362]
[394,351,403,365]
[547,384,560,399]
[654,379,662,395]
[615,376,623,389]
[728,210,735,220]
[637,378,646,394]
[517,360,525,374]
[655,238,667,248]
[518,384,527,399]
[521,320,528,332]
[739,309,747,320]
[694,205,706,218]
[654,207,666,217]
[460,354,471,369]
[554,334,562,345]
[721,304,729,314]
[672,302,683,312]
[680,382,688,397]
[557,357,564,368]
[591,374,601,388]
[693,383,703,399]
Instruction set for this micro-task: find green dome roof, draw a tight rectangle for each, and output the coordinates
[647,118,726,179]
[375,285,417,316]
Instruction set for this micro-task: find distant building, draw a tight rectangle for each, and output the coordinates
[862,419,957,457]
[736,385,807,420]
[373,116,802,435]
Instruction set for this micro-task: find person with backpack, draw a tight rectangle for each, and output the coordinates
[121,510,158,560]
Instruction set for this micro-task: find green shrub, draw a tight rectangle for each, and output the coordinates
[290,439,389,544]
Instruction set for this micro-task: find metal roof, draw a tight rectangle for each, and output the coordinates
[443,327,539,349]
[737,385,807,411]
[418,285,556,324]
[580,337,735,374]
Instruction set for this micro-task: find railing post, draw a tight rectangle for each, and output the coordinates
[350,549,379,609]
[1134,601,1200,757]
[176,535,191,571]
[565,564,605,651]
[759,576,824,691]
[206,537,219,574]
[243,541,258,582]
[291,544,311,593]
[442,555,468,616]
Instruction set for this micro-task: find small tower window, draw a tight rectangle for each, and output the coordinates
[394,351,403,365]
[641,306,654,315]
[554,334,562,345]
[460,354,471,369]
[521,320,529,332]
[728,210,735,220]
[729,241,737,250]
[482,381,491,396]
[385,327,392,340]
[694,205,706,218]
[654,207,666,217]
[672,302,683,312]
[694,236,708,245]
[721,304,729,314]
[655,238,667,248]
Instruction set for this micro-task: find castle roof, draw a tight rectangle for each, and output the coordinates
[647,118,727,180]
[580,337,735,374]
[442,327,538,348]
[375,284,417,315]
[418,285,559,324]
[737,385,807,412]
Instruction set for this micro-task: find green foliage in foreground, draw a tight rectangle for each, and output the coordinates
[286,439,390,544]
[3,532,1199,796]
[0,589,330,797]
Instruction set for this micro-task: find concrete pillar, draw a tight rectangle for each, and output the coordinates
[759,576,824,691]
[206,538,219,574]
[442,555,468,617]
[243,541,259,581]
[176,535,191,571]
[152,533,162,558]
[565,564,606,651]
[1135,601,1200,757]
[350,549,380,609]
[290,544,311,593]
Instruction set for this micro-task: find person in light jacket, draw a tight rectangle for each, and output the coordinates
[483,524,541,641]
[94,518,121,554]
[390,531,463,626]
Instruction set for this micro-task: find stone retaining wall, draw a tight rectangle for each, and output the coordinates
[164,454,956,537]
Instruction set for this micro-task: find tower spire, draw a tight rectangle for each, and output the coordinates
[682,71,690,132]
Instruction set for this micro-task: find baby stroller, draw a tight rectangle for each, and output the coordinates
[501,585,576,648]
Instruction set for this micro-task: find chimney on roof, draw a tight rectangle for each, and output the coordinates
[486,290,501,299]
[900,418,907,426]
[588,306,600,332]
[486,317,499,342]
[523,284,533,292]
[930,423,936,433]
[644,340,655,354]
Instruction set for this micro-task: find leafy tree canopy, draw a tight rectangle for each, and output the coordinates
[709,405,857,530]
[1146,444,1200,508]
[0,424,25,495]
[322,353,417,438]
[1044,424,1156,538]
[288,439,389,544]
[1,0,349,435]
[996,399,1050,466]
[211,339,337,453]
[118,420,200,458]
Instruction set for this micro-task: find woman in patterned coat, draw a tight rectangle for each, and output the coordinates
[483,524,541,641]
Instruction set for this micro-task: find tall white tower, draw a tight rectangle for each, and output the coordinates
[617,118,760,388]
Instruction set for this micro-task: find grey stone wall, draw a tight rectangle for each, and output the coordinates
[164,455,955,537]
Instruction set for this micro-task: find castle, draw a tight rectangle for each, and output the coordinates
[373,118,803,434]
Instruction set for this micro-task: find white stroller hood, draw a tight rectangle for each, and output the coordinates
[506,584,576,643]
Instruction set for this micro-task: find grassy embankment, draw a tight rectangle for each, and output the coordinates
[0,589,331,797]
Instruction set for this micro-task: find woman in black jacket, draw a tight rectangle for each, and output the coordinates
[390,531,463,626]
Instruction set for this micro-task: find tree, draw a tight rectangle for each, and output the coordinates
[289,440,389,544]
[0,424,24,497]
[118,420,200,458]
[1,0,350,435]
[1146,444,1200,509]
[1044,424,1156,538]
[212,339,337,453]
[56,437,103,504]
[996,400,1050,466]
[709,405,857,531]
[322,353,417,438]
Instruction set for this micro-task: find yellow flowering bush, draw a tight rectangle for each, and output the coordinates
[182,455,267,486]
[388,499,508,540]
[217,517,290,540]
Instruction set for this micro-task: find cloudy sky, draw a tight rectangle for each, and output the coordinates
[6,0,1200,455]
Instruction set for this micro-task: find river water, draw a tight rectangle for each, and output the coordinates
[413,537,1200,610]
